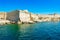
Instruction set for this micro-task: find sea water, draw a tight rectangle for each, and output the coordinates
[0,22,60,40]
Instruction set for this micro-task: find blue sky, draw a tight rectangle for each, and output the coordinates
[0,0,60,14]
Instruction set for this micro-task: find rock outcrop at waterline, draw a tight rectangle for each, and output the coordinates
[0,10,60,24]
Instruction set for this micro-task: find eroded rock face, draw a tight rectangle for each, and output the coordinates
[6,10,33,23]
[6,10,19,23]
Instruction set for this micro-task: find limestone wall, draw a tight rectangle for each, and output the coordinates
[31,14,39,21]
[19,10,31,22]
[0,12,6,20]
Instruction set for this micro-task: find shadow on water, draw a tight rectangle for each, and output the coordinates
[0,24,19,40]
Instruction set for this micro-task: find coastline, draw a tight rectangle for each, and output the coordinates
[0,10,60,25]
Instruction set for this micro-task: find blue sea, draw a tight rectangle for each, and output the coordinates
[0,22,60,40]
